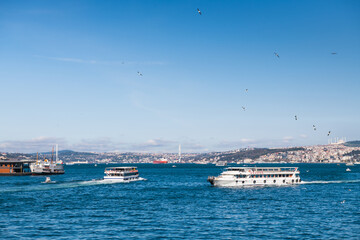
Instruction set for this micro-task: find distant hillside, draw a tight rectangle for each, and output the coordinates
[344,141,360,147]
[33,150,75,155]
[344,150,360,161]
[193,147,305,162]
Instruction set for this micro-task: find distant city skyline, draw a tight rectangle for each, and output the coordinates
[0,0,359,153]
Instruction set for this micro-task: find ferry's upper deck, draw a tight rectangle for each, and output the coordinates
[104,167,138,174]
[224,167,299,175]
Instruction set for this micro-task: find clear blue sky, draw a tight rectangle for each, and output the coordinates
[0,0,359,152]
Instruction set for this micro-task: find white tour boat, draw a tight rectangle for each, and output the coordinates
[215,161,227,166]
[208,167,301,187]
[104,167,145,182]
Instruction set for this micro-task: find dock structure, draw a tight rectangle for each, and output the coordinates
[0,160,35,176]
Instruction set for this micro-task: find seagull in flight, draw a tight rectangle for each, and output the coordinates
[274,52,280,58]
[242,106,246,111]
[331,52,337,55]
[245,89,248,92]
[197,8,202,15]
[341,200,346,204]
[313,125,316,131]
[295,115,298,121]
[137,71,143,76]
[327,131,331,136]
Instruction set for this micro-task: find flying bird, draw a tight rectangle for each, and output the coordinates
[245,89,248,92]
[327,131,331,136]
[295,115,298,121]
[274,52,280,58]
[197,8,202,15]
[313,125,316,131]
[242,106,246,111]
[137,71,143,76]
[341,200,346,204]
[331,52,337,55]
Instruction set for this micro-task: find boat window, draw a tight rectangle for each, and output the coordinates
[253,180,256,184]
[264,180,266,183]
[273,180,276,183]
[275,174,278,177]
[283,180,285,183]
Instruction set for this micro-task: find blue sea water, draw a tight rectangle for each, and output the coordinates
[0,164,359,239]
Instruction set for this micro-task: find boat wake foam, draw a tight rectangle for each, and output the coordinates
[0,179,139,193]
[301,179,360,185]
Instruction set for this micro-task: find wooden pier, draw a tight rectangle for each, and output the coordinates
[0,160,35,176]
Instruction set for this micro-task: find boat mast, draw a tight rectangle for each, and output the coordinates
[51,146,54,164]
[56,144,58,162]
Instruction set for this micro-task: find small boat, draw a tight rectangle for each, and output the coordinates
[215,161,227,166]
[346,168,351,172]
[94,164,98,167]
[42,177,55,184]
[172,165,176,168]
[104,167,146,182]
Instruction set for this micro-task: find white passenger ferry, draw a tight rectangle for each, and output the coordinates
[30,146,64,175]
[208,167,301,187]
[104,167,145,182]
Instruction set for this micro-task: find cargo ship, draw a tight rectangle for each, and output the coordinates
[153,158,168,164]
